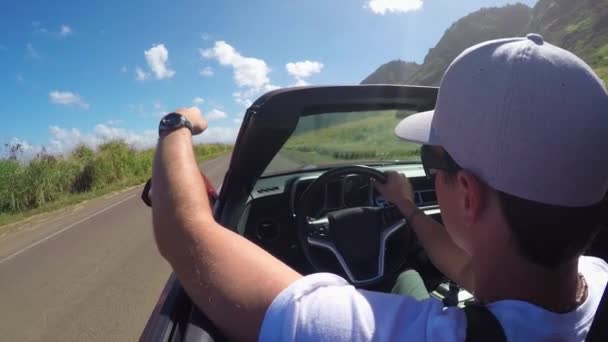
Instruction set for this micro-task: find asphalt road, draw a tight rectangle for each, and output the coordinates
[0,154,232,342]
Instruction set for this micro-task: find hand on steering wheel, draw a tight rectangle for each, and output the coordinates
[296,166,413,287]
[372,171,415,205]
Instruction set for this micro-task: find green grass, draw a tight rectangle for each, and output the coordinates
[0,141,232,227]
[283,111,421,165]
[590,43,608,85]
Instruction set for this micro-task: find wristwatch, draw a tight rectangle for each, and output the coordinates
[159,113,193,136]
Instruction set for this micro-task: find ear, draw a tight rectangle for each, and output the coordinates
[455,170,487,226]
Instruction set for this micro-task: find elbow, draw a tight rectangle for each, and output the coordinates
[152,214,215,263]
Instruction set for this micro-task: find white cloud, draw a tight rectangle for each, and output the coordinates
[194,126,239,144]
[26,43,40,59]
[45,124,158,155]
[93,124,158,149]
[31,22,75,37]
[3,137,39,160]
[199,66,214,77]
[201,41,283,107]
[49,90,90,110]
[286,60,324,85]
[205,109,228,121]
[232,83,279,108]
[59,25,72,36]
[286,61,324,78]
[47,126,85,154]
[135,66,150,81]
[192,97,205,106]
[48,123,232,155]
[293,78,310,86]
[121,66,128,73]
[367,0,423,14]
[144,44,175,80]
[10,120,235,160]
[200,41,270,89]
[232,89,256,108]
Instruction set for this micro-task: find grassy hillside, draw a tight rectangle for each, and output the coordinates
[363,1,608,86]
[361,60,421,85]
[0,141,231,226]
[283,111,420,164]
[527,0,608,84]
[408,3,532,86]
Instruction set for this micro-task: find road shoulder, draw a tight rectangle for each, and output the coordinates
[0,186,143,263]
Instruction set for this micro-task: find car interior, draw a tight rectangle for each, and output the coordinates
[140,85,608,342]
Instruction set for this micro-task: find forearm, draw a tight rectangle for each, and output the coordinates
[152,129,301,341]
[394,198,473,290]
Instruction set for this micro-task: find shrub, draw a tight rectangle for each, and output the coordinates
[0,141,232,215]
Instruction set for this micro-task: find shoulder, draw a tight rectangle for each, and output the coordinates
[259,273,466,342]
[485,256,608,341]
[580,255,608,304]
[580,255,608,275]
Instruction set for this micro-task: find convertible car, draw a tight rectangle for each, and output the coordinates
[139,85,608,342]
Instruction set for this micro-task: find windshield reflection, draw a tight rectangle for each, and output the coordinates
[263,110,422,176]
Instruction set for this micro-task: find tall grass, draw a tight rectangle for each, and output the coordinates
[0,141,232,216]
[283,111,420,164]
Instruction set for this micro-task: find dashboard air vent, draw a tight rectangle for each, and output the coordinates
[414,189,438,207]
[256,219,280,241]
[257,186,280,194]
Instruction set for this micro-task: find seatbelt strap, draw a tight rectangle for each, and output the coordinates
[586,282,608,341]
[464,302,507,342]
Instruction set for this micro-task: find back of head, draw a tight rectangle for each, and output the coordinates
[395,34,608,268]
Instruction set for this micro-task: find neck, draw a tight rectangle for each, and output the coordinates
[472,247,581,313]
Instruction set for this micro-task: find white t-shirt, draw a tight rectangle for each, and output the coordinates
[259,256,608,341]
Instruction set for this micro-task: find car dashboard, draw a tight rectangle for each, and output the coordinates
[237,165,440,269]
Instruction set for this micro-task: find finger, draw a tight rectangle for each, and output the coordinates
[371,178,384,192]
[175,107,201,116]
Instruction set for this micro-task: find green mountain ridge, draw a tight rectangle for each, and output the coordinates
[362,0,608,86]
[361,60,421,85]
[526,0,608,83]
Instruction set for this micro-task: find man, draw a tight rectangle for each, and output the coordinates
[152,34,608,341]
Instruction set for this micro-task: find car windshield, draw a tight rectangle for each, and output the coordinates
[264,109,422,176]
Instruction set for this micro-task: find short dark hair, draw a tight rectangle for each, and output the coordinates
[496,191,604,269]
[436,146,605,269]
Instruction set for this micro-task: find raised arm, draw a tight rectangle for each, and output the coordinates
[374,172,473,291]
[151,107,302,341]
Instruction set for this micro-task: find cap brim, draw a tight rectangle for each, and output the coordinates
[394,110,438,145]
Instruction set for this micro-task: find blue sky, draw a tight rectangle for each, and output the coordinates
[0,0,537,157]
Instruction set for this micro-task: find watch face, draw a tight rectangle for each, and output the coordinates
[162,113,182,128]
[159,113,191,136]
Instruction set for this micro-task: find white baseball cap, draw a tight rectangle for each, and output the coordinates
[395,34,608,207]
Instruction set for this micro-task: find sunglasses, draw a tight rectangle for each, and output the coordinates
[420,145,462,179]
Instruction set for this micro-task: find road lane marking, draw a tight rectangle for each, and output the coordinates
[0,194,137,265]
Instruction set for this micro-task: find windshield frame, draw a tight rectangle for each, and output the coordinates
[218,85,438,223]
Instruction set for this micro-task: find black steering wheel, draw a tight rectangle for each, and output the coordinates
[295,166,412,287]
